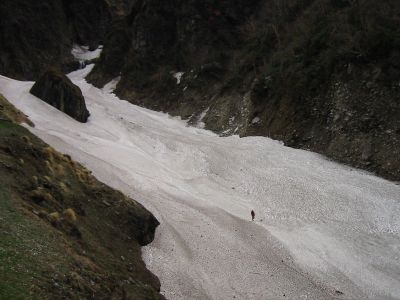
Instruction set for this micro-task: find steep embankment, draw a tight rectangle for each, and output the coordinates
[0,94,163,299]
[88,0,400,181]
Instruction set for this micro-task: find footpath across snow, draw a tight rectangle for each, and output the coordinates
[1,66,399,300]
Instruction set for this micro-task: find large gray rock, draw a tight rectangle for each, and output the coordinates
[30,69,90,123]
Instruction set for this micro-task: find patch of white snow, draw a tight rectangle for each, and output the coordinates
[71,44,103,61]
[173,72,185,85]
[252,116,261,124]
[196,107,209,129]
[102,76,121,94]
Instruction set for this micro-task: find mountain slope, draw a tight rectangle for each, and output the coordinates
[88,0,400,181]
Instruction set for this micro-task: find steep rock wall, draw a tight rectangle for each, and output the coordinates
[0,0,111,80]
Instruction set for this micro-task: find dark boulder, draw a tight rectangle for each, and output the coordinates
[30,69,90,123]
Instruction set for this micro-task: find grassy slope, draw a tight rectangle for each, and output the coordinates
[0,186,70,300]
[0,95,163,300]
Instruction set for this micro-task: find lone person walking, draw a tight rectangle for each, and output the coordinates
[251,210,255,221]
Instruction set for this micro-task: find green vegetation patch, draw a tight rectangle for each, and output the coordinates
[0,186,70,299]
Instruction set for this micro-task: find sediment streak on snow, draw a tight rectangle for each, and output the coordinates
[1,66,399,300]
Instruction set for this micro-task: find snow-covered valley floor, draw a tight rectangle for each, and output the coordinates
[1,66,399,300]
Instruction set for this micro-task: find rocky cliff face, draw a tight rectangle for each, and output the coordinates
[88,0,400,181]
[0,0,111,80]
[105,0,135,17]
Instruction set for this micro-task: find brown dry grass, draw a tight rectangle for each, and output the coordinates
[0,94,34,127]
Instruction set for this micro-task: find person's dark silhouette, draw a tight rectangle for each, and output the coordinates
[251,210,255,221]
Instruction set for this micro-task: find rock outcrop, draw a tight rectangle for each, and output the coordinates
[0,0,111,80]
[30,69,90,123]
[105,0,135,17]
[65,0,111,50]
